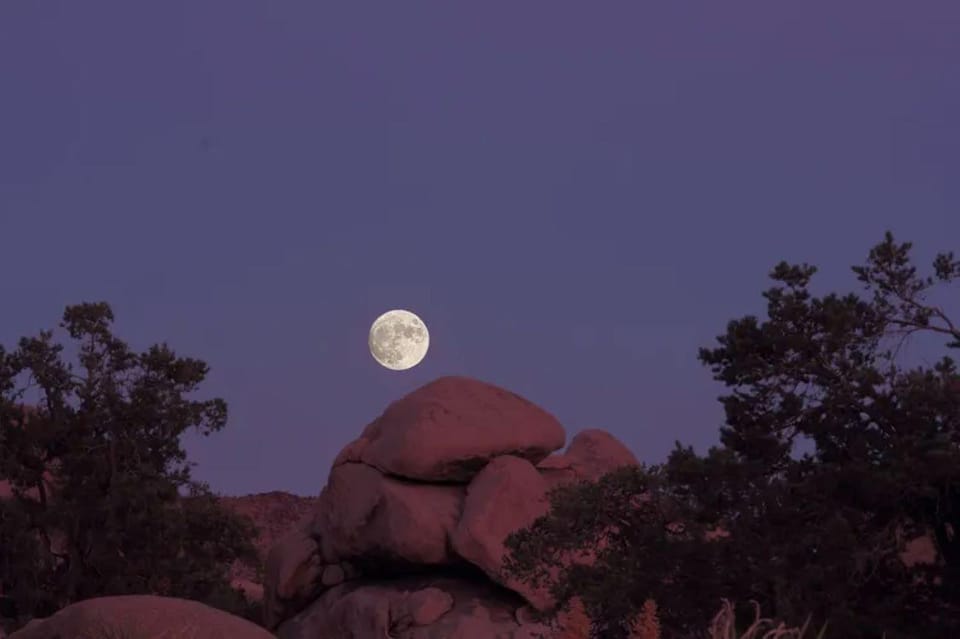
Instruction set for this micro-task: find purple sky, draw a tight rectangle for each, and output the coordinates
[1,2,958,496]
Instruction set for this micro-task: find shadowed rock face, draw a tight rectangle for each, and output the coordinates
[219,491,320,602]
[277,576,530,639]
[265,375,640,639]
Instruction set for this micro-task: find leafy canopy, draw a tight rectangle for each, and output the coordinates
[504,232,960,639]
[0,302,258,623]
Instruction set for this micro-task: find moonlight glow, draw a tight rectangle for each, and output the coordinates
[368,309,429,371]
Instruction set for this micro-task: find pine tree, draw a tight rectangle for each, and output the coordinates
[504,233,960,638]
[0,303,258,626]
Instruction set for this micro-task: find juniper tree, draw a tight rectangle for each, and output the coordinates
[0,302,258,624]
[504,233,960,639]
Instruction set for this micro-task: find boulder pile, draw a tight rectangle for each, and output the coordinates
[264,375,639,638]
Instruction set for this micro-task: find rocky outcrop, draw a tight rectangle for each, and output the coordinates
[450,455,553,610]
[220,491,319,602]
[332,376,566,481]
[277,577,528,639]
[265,376,638,638]
[310,462,465,566]
[8,595,275,639]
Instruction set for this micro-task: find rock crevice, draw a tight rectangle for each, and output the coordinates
[265,376,639,638]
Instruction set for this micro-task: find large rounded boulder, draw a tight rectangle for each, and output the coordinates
[9,595,275,639]
[333,376,566,482]
[264,376,641,638]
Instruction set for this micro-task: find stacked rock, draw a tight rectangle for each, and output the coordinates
[264,376,639,639]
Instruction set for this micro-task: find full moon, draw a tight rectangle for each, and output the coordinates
[368,309,430,371]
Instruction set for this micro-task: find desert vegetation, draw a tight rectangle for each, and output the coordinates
[1,232,958,638]
[504,232,960,638]
[0,303,259,629]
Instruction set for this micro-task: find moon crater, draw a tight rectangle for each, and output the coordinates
[369,309,429,370]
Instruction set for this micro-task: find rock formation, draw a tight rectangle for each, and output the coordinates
[264,376,640,638]
[4,379,945,637]
[220,491,320,602]
[8,595,275,639]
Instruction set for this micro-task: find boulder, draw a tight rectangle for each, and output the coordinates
[263,525,324,628]
[277,576,536,639]
[264,377,640,638]
[310,462,465,566]
[8,595,275,639]
[220,490,319,602]
[333,376,566,482]
[537,428,639,489]
[232,578,265,603]
[451,455,553,610]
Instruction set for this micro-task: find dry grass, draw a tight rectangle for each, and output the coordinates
[551,597,830,639]
[708,599,828,639]
[629,599,661,639]
[556,597,592,639]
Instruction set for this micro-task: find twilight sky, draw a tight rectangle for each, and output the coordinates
[1,2,958,496]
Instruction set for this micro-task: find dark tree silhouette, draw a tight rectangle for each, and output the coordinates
[504,232,960,639]
[0,302,258,627]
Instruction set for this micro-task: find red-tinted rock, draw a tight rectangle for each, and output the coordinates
[451,455,554,610]
[263,525,323,628]
[276,576,534,639]
[537,428,638,487]
[9,595,274,639]
[334,377,566,482]
[311,462,464,566]
[264,378,638,638]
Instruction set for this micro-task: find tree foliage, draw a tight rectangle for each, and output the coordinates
[504,232,960,638]
[0,302,258,625]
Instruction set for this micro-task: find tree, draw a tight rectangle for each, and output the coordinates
[503,233,960,639]
[0,302,258,626]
